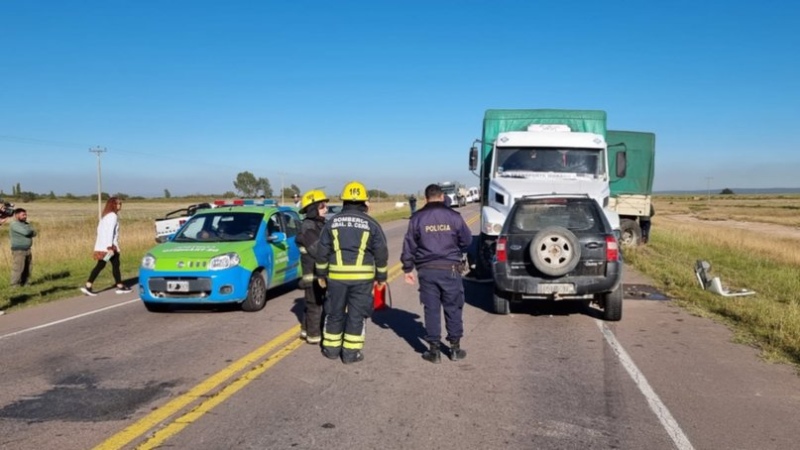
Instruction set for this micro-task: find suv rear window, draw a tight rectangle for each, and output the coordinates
[509,198,602,233]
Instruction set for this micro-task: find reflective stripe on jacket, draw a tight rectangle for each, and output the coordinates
[315,205,389,282]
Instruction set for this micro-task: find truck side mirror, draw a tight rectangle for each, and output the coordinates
[469,146,478,171]
[615,152,627,178]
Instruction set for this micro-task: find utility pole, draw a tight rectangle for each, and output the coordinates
[705,176,713,205]
[89,146,107,219]
[278,171,286,205]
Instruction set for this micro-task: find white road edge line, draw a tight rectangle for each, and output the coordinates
[0,298,141,341]
[596,320,695,450]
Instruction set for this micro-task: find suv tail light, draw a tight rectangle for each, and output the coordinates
[605,235,619,261]
[496,236,507,263]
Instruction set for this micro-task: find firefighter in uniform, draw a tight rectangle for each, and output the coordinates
[296,189,329,345]
[401,183,473,363]
[315,181,389,364]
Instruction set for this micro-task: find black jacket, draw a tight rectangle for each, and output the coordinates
[296,209,325,288]
[401,202,472,272]
[315,204,389,282]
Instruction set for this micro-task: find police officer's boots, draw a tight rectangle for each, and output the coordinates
[422,341,441,364]
[449,339,466,361]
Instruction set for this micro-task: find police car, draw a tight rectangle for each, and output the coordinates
[138,199,302,312]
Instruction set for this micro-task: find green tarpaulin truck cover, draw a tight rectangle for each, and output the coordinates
[607,130,656,195]
[481,109,607,160]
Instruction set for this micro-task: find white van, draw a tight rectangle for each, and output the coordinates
[466,187,480,203]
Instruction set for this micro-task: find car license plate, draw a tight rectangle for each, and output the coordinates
[167,281,189,292]
[536,283,575,295]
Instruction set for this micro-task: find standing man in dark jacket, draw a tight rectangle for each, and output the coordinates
[10,208,36,287]
[315,181,389,364]
[401,184,472,363]
[640,203,655,244]
[296,189,329,345]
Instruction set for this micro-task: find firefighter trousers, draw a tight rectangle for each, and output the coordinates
[322,279,373,359]
[303,281,326,338]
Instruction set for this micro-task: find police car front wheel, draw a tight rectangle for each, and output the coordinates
[242,271,268,312]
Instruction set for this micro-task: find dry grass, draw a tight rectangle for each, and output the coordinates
[657,194,800,227]
[627,194,800,368]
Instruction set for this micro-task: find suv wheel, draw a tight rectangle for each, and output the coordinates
[493,289,510,315]
[601,286,623,321]
[242,271,268,312]
[529,226,581,276]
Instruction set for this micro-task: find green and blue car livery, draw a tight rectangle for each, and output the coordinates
[139,201,302,312]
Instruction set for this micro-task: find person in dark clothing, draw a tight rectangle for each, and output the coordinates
[408,194,417,215]
[296,189,329,345]
[9,208,36,287]
[315,181,389,364]
[640,204,655,244]
[401,184,473,363]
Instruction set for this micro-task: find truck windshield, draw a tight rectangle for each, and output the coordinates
[495,147,604,177]
[440,185,457,194]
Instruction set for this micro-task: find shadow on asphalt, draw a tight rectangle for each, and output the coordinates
[371,307,428,354]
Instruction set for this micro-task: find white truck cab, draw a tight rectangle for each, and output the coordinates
[469,122,623,279]
[480,125,619,237]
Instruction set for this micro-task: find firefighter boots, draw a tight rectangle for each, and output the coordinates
[422,342,441,364]
[449,340,466,361]
[322,347,341,360]
[341,351,364,364]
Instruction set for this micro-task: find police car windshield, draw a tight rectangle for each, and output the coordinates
[173,212,262,242]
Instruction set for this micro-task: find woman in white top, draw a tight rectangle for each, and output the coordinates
[80,197,132,296]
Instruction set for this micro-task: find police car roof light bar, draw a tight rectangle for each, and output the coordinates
[213,198,277,207]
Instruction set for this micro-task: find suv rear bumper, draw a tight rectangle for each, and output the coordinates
[493,262,622,300]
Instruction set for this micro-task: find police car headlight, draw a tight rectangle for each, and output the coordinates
[141,253,156,270]
[209,253,241,270]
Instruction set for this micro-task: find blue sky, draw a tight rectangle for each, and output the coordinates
[2,1,799,197]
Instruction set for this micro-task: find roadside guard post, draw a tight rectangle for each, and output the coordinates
[373,283,392,310]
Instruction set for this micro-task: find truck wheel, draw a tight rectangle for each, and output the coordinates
[493,289,510,315]
[619,219,641,247]
[529,226,581,276]
[601,286,623,321]
[475,235,496,280]
[242,271,267,312]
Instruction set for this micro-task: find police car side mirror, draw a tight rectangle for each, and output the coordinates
[268,232,287,243]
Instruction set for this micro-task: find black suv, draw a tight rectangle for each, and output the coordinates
[492,195,623,320]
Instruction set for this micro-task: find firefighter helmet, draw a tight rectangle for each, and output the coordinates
[341,181,368,201]
[300,189,329,213]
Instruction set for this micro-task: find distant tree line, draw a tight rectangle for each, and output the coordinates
[1,174,399,203]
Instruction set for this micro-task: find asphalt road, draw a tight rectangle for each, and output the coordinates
[1,203,798,449]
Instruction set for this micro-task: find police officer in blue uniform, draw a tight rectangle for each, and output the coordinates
[401,184,473,363]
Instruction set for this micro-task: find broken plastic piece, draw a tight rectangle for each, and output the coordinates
[694,260,755,297]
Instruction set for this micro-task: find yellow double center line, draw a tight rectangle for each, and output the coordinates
[97,213,478,449]
[96,267,406,450]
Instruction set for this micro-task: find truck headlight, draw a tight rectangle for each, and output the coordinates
[209,253,241,270]
[484,222,503,235]
[141,253,156,270]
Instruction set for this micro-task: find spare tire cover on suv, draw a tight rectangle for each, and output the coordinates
[529,226,581,276]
